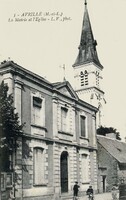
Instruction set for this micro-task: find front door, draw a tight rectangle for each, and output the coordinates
[60,151,68,193]
[102,176,106,193]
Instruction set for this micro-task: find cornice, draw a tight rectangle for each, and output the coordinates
[0,61,53,92]
[76,86,104,95]
[22,133,97,151]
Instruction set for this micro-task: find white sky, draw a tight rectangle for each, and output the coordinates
[0,0,126,140]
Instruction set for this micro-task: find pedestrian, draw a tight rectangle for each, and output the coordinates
[111,184,118,200]
[86,185,94,200]
[73,181,80,199]
[119,179,126,200]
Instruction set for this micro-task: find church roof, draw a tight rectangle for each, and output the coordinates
[73,3,103,69]
[98,135,126,164]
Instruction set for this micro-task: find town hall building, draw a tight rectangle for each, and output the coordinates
[0,60,98,200]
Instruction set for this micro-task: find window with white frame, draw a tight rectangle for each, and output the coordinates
[81,154,89,183]
[31,94,45,126]
[80,115,86,137]
[61,107,68,132]
[34,148,45,185]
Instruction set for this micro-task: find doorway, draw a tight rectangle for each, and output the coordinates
[60,151,68,193]
[102,175,106,193]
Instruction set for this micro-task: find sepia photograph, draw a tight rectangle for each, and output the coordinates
[0,0,126,199]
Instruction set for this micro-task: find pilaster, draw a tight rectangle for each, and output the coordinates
[14,79,23,124]
[52,94,58,139]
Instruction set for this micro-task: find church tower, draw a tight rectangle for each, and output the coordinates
[73,0,105,126]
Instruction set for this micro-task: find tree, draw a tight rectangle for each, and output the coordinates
[97,125,121,140]
[0,81,24,169]
[0,81,24,198]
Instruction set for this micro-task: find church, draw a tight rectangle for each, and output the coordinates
[0,1,105,200]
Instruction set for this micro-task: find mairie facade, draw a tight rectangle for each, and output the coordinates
[0,61,98,200]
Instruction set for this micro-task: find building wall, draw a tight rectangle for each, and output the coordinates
[0,63,98,200]
[97,143,118,192]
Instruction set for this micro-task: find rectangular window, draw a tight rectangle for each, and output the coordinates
[33,96,42,108]
[33,106,41,125]
[34,148,44,185]
[61,107,68,132]
[80,115,86,137]
[81,154,89,183]
[32,96,43,126]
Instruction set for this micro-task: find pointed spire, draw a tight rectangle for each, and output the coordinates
[73,1,103,69]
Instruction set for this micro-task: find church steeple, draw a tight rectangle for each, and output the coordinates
[73,1,103,69]
[72,1,105,127]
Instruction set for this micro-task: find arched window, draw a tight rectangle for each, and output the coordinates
[80,71,84,86]
[60,151,68,193]
[84,70,88,85]
[96,71,99,87]
[80,70,88,86]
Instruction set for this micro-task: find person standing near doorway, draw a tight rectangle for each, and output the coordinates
[73,181,80,199]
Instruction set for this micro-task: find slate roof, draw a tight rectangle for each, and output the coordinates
[73,4,103,69]
[97,135,126,164]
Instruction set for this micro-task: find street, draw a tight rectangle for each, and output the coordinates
[79,192,114,200]
[62,192,114,200]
